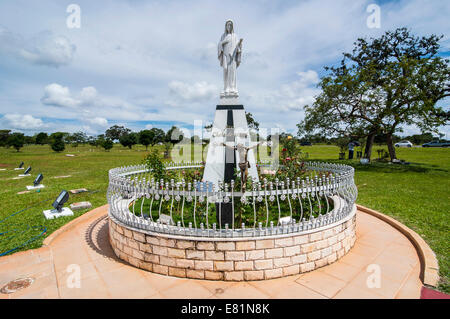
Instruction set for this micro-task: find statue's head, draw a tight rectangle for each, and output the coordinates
[225,20,234,34]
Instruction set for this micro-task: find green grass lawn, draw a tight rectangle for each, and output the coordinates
[0,143,448,292]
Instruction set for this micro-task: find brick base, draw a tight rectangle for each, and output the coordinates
[109,209,357,281]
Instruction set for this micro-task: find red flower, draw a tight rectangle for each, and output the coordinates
[282,148,287,152]
[286,157,291,161]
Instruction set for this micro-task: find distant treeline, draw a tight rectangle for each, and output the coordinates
[297,132,446,146]
[0,124,444,153]
[0,125,188,152]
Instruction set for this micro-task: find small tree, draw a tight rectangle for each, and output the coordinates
[245,112,260,131]
[165,126,184,145]
[299,28,450,161]
[144,149,168,181]
[163,142,171,159]
[138,130,153,150]
[24,135,35,145]
[69,131,88,147]
[119,132,138,149]
[105,125,131,142]
[335,137,349,154]
[88,135,98,147]
[0,130,11,147]
[99,138,113,151]
[51,133,65,152]
[35,132,48,145]
[7,133,25,152]
[150,128,166,146]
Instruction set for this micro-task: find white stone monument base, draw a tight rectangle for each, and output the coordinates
[203,102,259,188]
[18,174,31,177]
[43,207,74,220]
[218,96,240,105]
[26,184,45,190]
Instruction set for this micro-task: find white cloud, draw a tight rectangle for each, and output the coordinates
[0,0,449,135]
[168,81,217,104]
[247,70,320,113]
[0,27,75,67]
[40,83,134,111]
[79,87,98,103]
[41,83,80,108]
[86,117,108,127]
[2,114,44,130]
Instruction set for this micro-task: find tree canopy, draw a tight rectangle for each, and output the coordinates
[7,133,25,152]
[298,27,449,160]
[50,132,65,152]
[119,132,138,149]
[105,125,131,142]
[165,126,184,145]
[35,132,48,145]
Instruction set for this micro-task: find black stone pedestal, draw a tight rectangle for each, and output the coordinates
[213,105,241,227]
[216,203,233,229]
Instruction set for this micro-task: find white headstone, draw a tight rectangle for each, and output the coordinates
[43,207,74,220]
[26,184,45,190]
[70,201,92,211]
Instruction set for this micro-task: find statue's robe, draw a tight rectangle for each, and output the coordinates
[218,30,241,95]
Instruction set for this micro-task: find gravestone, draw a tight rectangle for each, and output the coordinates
[43,207,74,220]
[33,174,43,186]
[14,162,24,170]
[70,188,88,194]
[43,190,73,219]
[70,201,92,211]
[26,184,45,190]
[19,166,31,176]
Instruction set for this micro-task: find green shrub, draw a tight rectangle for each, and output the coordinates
[144,149,171,181]
[100,138,113,151]
[7,133,25,152]
[50,133,65,152]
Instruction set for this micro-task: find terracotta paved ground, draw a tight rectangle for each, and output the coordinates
[0,205,422,299]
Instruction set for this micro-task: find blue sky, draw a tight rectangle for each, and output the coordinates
[0,0,449,137]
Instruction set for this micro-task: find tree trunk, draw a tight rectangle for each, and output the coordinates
[364,132,376,161]
[386,133,397,161]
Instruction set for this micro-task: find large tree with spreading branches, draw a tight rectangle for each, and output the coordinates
[298,28,449,161]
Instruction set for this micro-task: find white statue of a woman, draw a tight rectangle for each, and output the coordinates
[218,19,243,98]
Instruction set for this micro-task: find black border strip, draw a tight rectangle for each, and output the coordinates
[216,105,244,110]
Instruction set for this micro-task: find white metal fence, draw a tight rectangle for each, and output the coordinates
[107,161,357,238]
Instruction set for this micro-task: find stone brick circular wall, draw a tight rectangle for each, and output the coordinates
[108,208,356,281]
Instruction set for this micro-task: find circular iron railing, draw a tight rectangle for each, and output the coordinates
[107,161,357,238]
